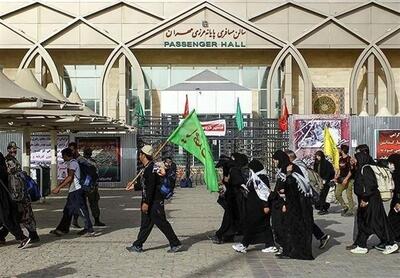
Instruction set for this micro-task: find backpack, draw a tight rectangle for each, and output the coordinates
[20,172,41,202]
[362,165,394,202]
[160,176,174,200]
[306,168,324,195]
[78,160,99,192]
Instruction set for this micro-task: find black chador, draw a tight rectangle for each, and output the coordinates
[353,152,395,249]
[271,150,314,260]
[241,159,275,248]
[388,154,400,241]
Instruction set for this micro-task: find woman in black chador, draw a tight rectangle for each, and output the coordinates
[313,150,335,215]
[232,159,276,253]
[270,150,314,260]
[388,153,400,242]
[350,152,398,255]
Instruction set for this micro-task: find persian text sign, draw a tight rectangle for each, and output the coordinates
[201,120,226,137]
[376,130,400,159]
[164,27,246,48]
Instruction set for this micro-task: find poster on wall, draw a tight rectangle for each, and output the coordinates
[376,130,400,159]
[290,115,351,166]
[30,135,69,180]
[76,137,121,182]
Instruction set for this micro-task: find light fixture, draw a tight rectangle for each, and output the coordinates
[202,20,208,28]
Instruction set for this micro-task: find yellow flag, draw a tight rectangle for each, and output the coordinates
[323,127,340,169]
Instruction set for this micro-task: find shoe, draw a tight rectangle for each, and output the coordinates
[209,235,223,244]
[318,210,329,215]
[340,207,349,216]
[275,253,290,259]
[30,237,40,243]
[77,229,88,236]
[18,237,31,249]
[350,246,368,254]
[374,243,386,251]
[382,244,399,255]
[261,246,278,253]
[83,231,96,237]
[346,244,357,250]
[94,221,106,227]
[167,244,183,253]
[319,234,331,249]
[344,211,354,217]
[232,243,247,253]
[126,245,143,253]
[49,229,66,237]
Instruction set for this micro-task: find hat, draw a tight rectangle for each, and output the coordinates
[141,145,154,157]
[7,141,19,150]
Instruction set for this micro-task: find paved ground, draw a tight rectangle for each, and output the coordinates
[0,186,399,278]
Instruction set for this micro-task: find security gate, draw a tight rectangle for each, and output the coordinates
[137,115,288,178]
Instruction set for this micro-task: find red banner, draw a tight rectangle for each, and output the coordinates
[201,120,226,136]
[376,130,400,159]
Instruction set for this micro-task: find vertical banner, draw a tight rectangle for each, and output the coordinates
[290,115,351,166]
[376,130,400,159]
[76,137,121,182]
[30,135,69,180]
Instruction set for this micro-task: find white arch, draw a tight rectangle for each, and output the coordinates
[101,44,145,117]
[266,44,312,117]
[349,44,396,114]
[18,44,61,88]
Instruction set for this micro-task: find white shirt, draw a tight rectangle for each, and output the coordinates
[68,159,81,192]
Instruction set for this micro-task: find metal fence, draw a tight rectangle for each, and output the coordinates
[137,115,289,178]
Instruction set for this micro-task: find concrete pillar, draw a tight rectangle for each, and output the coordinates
[34,55,42,85]
[119,56,127,122]
[367,55,375,115]
[284,55,292,113]
[50,130,58,189]
[22,128,31,173]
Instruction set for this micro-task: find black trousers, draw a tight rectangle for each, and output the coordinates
[312,223,325,240]
[74,186,101,222]
[316,183,331,211]
[56,189,93,233]
[0,208,26,241]
[133,201,180,248]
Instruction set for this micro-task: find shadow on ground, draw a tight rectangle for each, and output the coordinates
[15,262,76,278]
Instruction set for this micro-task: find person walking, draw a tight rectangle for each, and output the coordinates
[69,143,106,228]
[313,150,335,215]
[5,141,39,242]
[50,148,95,237]
[285,150,331,249]
[0,152,31,249]
[335,145,355,216]
[232,159,277,254]
[387,153,400,243]
[350,151,398,255]
[270,150,314,260]
[126,145,181,253]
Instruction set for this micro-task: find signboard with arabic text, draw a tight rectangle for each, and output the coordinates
[164,27,247,48]
[376,129,400,159]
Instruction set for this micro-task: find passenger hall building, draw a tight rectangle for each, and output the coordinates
[1,0,400,125]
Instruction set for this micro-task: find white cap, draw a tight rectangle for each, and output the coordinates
[141,145,154,157]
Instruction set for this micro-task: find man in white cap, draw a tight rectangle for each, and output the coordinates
[126,145,182,253]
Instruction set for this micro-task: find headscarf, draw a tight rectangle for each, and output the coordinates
[272,150,290,171]
[273,150,312,197]
[355,151,374,170]
[231,152,248,168]
[388,153,400,171]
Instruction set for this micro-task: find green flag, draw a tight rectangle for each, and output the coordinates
[167,110,218,192]
[235,98,244,131]
[134,98,145,127]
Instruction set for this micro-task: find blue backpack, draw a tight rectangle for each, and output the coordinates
[160,177,174,200]
[20,172,41,202]
[78,161,98,192]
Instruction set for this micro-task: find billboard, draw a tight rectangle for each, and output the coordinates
[376,130,400,159]
[76,137,121,182]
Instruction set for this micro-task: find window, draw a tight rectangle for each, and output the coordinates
[242,66,258,89]
[62,65,103,114]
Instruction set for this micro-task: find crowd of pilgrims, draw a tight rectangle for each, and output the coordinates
[210,144,400,259]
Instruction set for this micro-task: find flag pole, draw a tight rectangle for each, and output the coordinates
[125,140,169,191]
